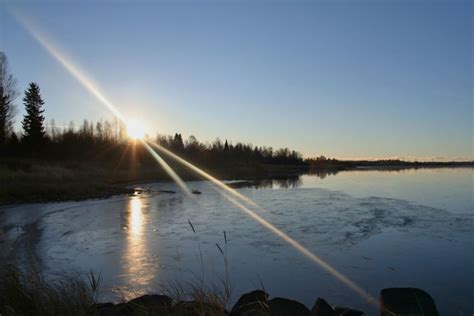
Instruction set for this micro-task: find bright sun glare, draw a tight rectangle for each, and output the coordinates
[127,119,146,140]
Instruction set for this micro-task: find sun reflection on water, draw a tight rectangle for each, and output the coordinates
[129,197,143,236]
[121,196,157,294]
[11,8,379,303]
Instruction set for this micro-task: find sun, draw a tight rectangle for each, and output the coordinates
[126,119,146,140]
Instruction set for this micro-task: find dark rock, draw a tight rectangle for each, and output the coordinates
[88,303,121,316]
[380,288,439,316]
[226,181,255,189]
[157,190,176,194]
[128,294,172,306]
[269,297,309,316]
[173,300,227,315]
[133,187,145,195]
[120,294,173,315]
[310,298,337,316]
[230,290,270,316]
[192,190,202,194]
[115,303,130,315]
[334,306,364,315]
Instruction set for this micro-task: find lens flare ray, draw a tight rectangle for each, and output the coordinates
[220,192,376,305]
[10,9,193,195]
[11,9,126,123]
[146,140,261,209]
[12,9,377,306]
[143,142,191,195]
[146,141,379,306]
[146,140,378,306]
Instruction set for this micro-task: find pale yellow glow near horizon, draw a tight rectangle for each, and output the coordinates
[126,119,146,140]
[10,8,192,193]
[12,9,378,307]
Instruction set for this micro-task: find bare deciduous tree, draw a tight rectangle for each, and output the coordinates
[0,52,18,143]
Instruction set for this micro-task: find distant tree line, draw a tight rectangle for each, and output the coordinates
[306,156,473,170]
[155,133,304,166]
[2,52,470,171]
[0,52,305,168]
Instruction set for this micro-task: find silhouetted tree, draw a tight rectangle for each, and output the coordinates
[0,52,18,144]
[21,82,46,144]
[68,120,75,133]
[212,138,223,152]
[118,120,126,141]
[224,139,229,151]
[96,121,103,142]
[47,118,59,141]
[172,133,184,151]
[8,131,19,145]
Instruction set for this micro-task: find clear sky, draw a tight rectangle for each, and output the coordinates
[1,0,472,160]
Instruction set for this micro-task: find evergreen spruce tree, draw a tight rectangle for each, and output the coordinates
[224,139,229,151]
[22,82,46,143]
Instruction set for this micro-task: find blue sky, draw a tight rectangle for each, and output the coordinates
[1,0,472,159]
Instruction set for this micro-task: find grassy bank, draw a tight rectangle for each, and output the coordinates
[0,265,97,315]
[0,265,230,316]
[3,156,469,205]
[0,264,371,316]
[0,160,133,204]
[0,158,308,204]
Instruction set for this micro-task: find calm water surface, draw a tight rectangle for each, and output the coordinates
[1,168,472,315]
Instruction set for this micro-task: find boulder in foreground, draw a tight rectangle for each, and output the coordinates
[173,300,227,315]
[230,290,269,316]
[334,306,364,315]
[269,297,309,316]
[310,297,337,316]
[380,288,439,316]
[120,294,173,315]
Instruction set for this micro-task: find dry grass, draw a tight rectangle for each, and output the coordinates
[0,226,233,315]
[0,160,129,204]
[0,265,97,315]
[163,226,232,312]
[0,265,231,316]
[0,157,305,204]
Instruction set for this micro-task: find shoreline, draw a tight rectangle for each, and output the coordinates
[0,169,466,314]
[1,161,472,205]
[0,161,307,205]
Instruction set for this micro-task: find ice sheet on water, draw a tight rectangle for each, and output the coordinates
[245,188,473,250]
[1,175,472,315]
[1,184,472,265]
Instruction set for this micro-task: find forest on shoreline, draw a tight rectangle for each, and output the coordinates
[1,51,472,203]
[1,51,471,169]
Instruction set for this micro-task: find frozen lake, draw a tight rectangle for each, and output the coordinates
[1,168,472,315]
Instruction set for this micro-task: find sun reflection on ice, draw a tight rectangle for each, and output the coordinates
[11,8,379,304]
[129,197,143,235]
[121,196,157,294]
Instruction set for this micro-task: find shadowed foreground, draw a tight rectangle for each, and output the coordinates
[0,266,440,316]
